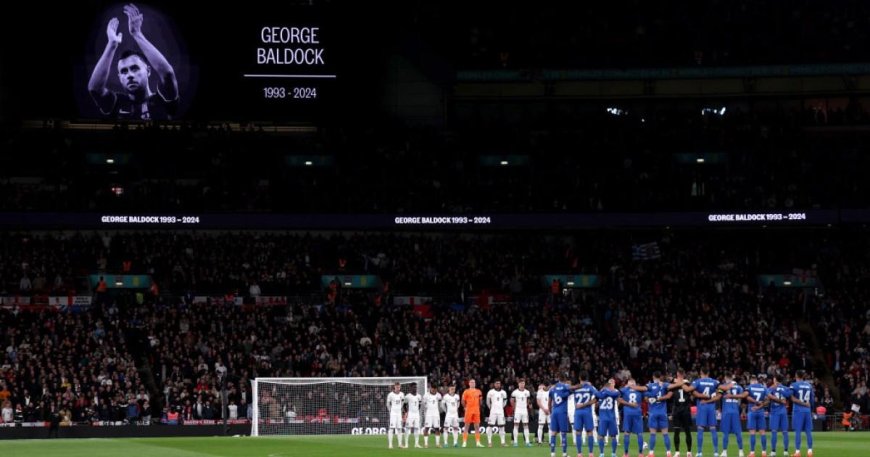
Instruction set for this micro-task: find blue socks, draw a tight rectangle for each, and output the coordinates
[647,433,670,452]
[773,431,790,452]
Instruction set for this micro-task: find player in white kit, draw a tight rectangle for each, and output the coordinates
[537,383,550,445]
[567,387,577,446]
[441,385,461,448]
[486,380,509,447]
[404,384,423,448]
[511,378,533,447]
[387,382,405,449]
[422,385,442,448]
[581,391,600,447]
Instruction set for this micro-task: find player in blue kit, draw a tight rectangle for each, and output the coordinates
[746,375,770,457]
[618,379,645,457]
[719,372,747,457]
[691,368,721,457]
[596,378,621,457]
[573,371,599,457]
[550,373,574,457]
[639,371,673,457]
[767,376,792,457]
[789,371,814,457]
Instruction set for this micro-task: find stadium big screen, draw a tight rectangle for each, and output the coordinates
[0,1,373,123]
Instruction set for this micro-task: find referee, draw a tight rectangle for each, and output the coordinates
[668,370,694,457]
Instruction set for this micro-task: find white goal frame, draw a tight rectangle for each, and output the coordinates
[251,376,428,436]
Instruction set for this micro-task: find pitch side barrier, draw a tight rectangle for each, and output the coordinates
[0,416,831,440]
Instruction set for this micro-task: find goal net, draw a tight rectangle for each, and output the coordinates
[252,377,428,436]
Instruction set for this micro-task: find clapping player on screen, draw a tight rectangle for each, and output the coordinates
[88,4,178,120]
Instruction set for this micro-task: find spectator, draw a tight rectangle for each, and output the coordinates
[0,400,12,423]
[60,404,72,426]
[126,398,139,423]
[249,282,261,298]
[141,401,152,425]
[165,407,179,425]
[48,404,60,438]
[19,275,31,293]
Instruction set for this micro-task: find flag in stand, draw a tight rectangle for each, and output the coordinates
[632,242,661,260]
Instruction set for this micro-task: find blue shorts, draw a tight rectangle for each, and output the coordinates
[747,412,766,431]
[622,414,643,434]
[649,414,669,430]
[695,407,717,428]
[792,412,812,433]
[550,412,570,433]
[598,418,618,437]
[721,413,741,434]
[770,413,789,431]
[574,411,595,432]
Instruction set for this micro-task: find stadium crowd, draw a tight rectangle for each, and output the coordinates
[0,228,863,426]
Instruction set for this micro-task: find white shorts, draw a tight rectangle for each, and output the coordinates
[514,412,530,424]
[390,412,403,429]
[444,415,460,429]
[538,410,549,425]
[424,414,441,429]
[488,412,506,426]
[406,415,421,429]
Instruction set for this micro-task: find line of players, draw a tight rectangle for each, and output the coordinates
[385,367,814,457]
[545,369,815,457]
[386,378,540,449]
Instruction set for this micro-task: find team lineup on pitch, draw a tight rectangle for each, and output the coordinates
[381,369,817,457]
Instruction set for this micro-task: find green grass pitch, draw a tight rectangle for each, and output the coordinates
[2,432,867,457]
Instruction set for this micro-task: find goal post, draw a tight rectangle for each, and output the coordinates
[252,377,428,436]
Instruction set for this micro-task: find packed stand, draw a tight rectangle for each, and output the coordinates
[0,231,562,297]
[0,307,149,425]
[809,233,870,420]
[0,229,854,426]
